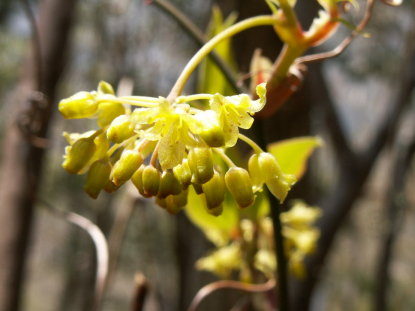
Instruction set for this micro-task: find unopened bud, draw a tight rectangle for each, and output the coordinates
[157,170,182,198]
[111,150,143,186]
[84,159,112,199]
[202,171,225,209]
[103,180,120,193]
[258,153,284,181]
[173,159,192,189]
[142,166,160,197]
[97,81,114,95]
[62,137,96,174]
[206,204,223,216]
[97,102,125,128]
[188,147,214,184]
[131,165,145,196]
[248,153,263,191]
[59,91,98,119]
[225,167,255,208]
[165,189,189,214]
[258,152,294,203]
[265,177,291,203]
[172,188,188,208]
[192,182,204,195]
[107,115,135,143]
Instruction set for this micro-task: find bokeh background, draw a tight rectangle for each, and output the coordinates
[0,0,414,310]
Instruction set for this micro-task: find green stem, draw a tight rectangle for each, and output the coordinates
[238,133,264,154]
[278,0,302,30]
[270,195,290,311]
[252,121,289,311]
[167,15,277,101]
[177,94,213,103]
[213,148,236,168]
[267,44,305,91]
[98,98,158,108]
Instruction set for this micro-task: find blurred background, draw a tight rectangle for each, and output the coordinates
[0,0,414,310]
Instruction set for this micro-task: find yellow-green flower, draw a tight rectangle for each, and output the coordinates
[209,83,266,146]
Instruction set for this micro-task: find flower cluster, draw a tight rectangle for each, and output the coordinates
[196,201,321,279]
[59,81,294,215]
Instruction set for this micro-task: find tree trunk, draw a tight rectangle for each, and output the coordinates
[0,0,78,310]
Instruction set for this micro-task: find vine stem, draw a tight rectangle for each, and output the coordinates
[167,15,277,101]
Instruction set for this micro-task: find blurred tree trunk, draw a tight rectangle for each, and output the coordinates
[0,0,78,310]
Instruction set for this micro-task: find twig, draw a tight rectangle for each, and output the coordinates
[307,64,356,166]
[20,0,42,90]
[39,200,109,311]
[187,278,276,311]
[291,17,415,311]
[148,0,243,94]
[373,130,415,311]
[131,273,150,311]
[295,0,376,65]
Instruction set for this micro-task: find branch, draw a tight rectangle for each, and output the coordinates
[307,64,356,166]
[20,0,42,90]
[131,273,149,311]
[39,200,109,311]
[187,278,275,311]
[291,18,415,311]
[295,0,376,65]
[373,129,415,311]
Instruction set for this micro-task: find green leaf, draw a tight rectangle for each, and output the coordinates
[185,187,239,247]
[267,136,323,180]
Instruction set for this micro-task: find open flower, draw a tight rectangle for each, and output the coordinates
[209,83,266,146]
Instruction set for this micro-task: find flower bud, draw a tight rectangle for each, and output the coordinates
[164,189,189,214]
[59,91,98,119]
[97,81,115,95]
[192,182,204,195]
[97,102,125,128]
[111,150,144,186]
[157,170,182,198]
[258,152,284,181]
[202,171,225,209]
[164,196,182,214]
[84,158,112,199]
[188,147,214,184]
[103,180,120,193]
[172,188,188,208]
[265,177,291,203]
[248,153,264,191]
[142,165,160,197]
[258,152,294,203]
[106,115,135,143]
[225,167,255,208]
[173,159,192,189]
[206,204,223,216]
[131,165,145,196]
[62,137,96,174]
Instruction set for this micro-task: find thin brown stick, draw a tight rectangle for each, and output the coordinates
[20,0,42,90]
[295,0,376,65]
[39,200,109,311]
[187,278,276,311]
[131,273,150,311]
